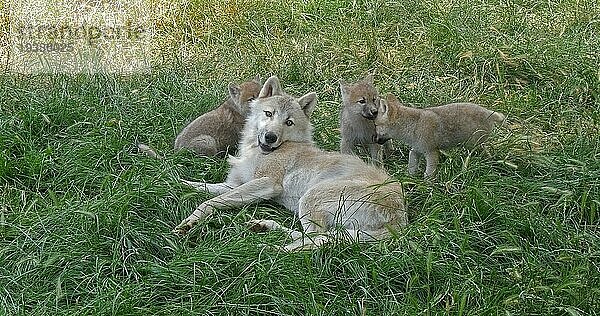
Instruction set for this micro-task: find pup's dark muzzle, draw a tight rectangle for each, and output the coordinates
[362,108,378,120]
[373,134,390,145]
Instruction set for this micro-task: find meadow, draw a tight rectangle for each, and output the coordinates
[1,0,599,314]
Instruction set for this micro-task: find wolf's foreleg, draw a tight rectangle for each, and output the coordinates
[181,179,236,195]
[173,177,282,235]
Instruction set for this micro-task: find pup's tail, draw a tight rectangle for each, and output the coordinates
[136,143,162,159]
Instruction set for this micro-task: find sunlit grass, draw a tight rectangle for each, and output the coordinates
[1,0,599,314]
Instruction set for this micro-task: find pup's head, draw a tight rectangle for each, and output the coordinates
[340,74,380,120]
[373,93,398,145]
[249,76,317,154]
[228,75,262,116]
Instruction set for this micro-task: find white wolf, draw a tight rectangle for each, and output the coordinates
[173,76,407,251]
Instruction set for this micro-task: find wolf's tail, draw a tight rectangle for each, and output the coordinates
[137,143,162,159]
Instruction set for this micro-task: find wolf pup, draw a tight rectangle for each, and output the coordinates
[173,76,262,156]
[339,74,388,164]
[374,93,505,178]
[174,76,407,251]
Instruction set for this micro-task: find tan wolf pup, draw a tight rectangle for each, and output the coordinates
[339,74,389,164]
[374,93,505,178]
[173,76,407,251]
[173,76,262,156]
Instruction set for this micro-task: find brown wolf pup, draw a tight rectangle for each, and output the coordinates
[374,93,505,178]
[173,76,262,156]
[339,74,389,164]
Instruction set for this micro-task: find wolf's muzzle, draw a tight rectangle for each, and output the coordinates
[264,131,278,144]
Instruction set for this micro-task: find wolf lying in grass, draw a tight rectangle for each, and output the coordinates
[374,93,505,178]
[173,76,262,156]
[339,74,390,164]
[174,76,407,251]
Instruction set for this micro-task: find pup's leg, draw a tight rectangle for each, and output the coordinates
[424,150,440,178]
[173,177,282,235]
[382,140,394,159]
[182,135,218,156]
[408,148,422,175]
[367,143,382,165]
[340,136,355,155]
[181,180,236,195]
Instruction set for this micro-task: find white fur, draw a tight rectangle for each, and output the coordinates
[174,76,407,251]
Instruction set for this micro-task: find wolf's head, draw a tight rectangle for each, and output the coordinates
[340,74,380,120]
[245,76,317,154]
[228,75,262,116]
[373,93,398,145]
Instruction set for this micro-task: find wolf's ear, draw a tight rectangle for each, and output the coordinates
[298,92,317,117]
[228,83,241,100]
[364,74,374,84]
[253,75,261,85]
[259,76,283,98]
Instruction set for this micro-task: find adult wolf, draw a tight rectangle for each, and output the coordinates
[174,76,407,251]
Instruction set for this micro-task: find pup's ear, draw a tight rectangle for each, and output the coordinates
[379,97,388,115]
[228,83,241,100]
[339,79,348,97]
[364,74,374,84]
[228,83,243,112]
[381,93,399,115]
[298,92,317,117]
[253,75,261,85]
[259,76,283,98]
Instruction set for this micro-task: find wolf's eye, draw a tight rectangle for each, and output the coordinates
[264,111,273,117]
[358,98,366,104]
[247,97,255,102]
[285,120,294,126]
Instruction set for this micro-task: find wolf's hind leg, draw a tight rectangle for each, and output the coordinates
[282,235,330,252]
[246,219,303,240]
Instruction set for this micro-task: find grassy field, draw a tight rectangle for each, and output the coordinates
[1,0,599,314]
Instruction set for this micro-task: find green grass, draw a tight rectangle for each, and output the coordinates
[1,0,599,314]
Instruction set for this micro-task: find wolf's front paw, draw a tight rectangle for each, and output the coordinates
[246,219,279,232]
[181,179,206,191]
[172,217,197,236]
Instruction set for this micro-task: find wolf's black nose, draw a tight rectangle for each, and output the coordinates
[370,109,378,117]
[265,132,278,144]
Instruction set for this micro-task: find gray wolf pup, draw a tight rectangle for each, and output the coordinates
[339,74,389,164]
[174,76,407,251]
[173,76,262,156]
[374,93,505,178]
